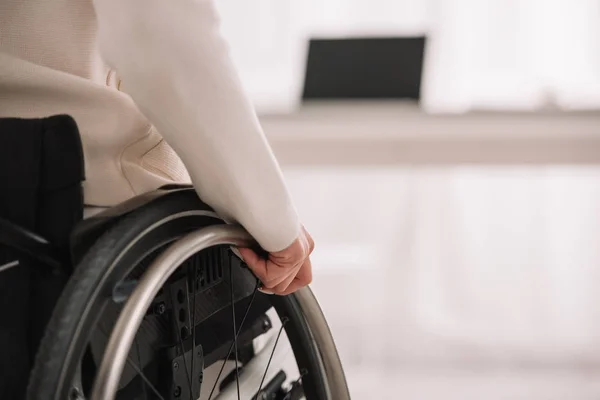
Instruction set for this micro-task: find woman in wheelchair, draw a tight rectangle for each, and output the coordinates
[0,0,348,399]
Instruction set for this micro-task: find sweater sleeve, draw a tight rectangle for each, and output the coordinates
[92,0,301,252]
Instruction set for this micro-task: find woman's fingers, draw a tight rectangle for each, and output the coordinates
[279,271,311,296]
[238,225,314,296]
[276,258,313,295]
[271,263,302,293]
[238,247,295,289]
[238,247,273,285]
[237,247,262,269]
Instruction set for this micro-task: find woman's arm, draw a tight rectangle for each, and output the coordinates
[93,0,300,252]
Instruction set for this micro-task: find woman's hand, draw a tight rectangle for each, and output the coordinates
[238,226,314,296]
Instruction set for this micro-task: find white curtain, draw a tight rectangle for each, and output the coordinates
[288,167,600,365]
[214,0,309,113]
[406,168,600,362]
[421,0,600,112]
[305,0,430,38]
[217,0,600,113]
[215,0,430,113]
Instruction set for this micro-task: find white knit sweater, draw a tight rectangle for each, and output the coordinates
[0,0,300,252]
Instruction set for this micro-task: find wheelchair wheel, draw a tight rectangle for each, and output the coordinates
[27,189,349,400]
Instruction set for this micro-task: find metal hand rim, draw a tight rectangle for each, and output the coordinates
[91,224,256,400]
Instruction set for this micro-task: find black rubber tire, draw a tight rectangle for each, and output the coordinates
[26,190,337,400]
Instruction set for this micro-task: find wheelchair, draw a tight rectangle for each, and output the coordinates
[0,117,349,400]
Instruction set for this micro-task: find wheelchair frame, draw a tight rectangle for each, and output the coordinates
[1,188,350,400]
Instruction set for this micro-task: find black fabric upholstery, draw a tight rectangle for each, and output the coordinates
[0,115,85,399]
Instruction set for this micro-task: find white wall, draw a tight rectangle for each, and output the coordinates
[215,0,600,113]
[215,0,431,113]
[304,0,431,38]
[215,0,309,113]
[421,0,600,112]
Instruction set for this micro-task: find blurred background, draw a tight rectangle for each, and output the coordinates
[216,1,600,399]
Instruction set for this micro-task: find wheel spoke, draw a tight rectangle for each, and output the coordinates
[190,262,198,400]
[207,279,260,400]
[125,357,166,400]
[255,318,288,400]
[98,325,166,400]
[229,263,241,400]
[135,338,148,400]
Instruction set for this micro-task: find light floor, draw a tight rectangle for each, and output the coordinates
[264,105,600,399]
[345,366,600,400]
[285,165,600,400]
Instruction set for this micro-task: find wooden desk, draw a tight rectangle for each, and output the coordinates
[261,102,600,165]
